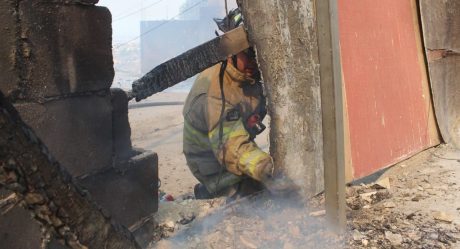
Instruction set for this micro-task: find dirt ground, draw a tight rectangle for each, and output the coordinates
[129,93,460,248]
[129,92,196,198]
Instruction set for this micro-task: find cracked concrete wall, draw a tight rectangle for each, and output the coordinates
[240,0,324,196]
[1,1,113,102]
[0,0,114,175]
[0,1,158,248]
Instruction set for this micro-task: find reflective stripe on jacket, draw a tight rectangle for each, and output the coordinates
[183,62,271,181]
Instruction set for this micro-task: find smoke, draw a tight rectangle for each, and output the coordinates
[207,0,238,12]
[151,192,344,249]
[179,0,238,20]
[207,0,238,22]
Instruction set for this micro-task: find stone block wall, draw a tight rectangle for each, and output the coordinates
[0,0,22,101]
[111,88,134,161]
[0,198,43,249]
[1,1,113,102]
[0,0,115,177]
[81,151,159,226]
[0,1,158,248]
[14,95,113,176]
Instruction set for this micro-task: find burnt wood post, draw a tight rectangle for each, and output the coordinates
[316,0,346,231]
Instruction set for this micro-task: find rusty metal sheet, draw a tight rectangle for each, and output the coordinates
[420,0,460,148]
[338,0,440,179]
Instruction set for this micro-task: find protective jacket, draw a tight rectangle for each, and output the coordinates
[183,62,272,194]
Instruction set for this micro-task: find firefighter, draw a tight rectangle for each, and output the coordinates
[183,9,277,199]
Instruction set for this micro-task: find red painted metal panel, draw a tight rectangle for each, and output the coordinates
[338,0,437,178]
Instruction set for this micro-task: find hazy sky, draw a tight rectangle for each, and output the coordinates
[98,0,186,43]
[98,0,237,44]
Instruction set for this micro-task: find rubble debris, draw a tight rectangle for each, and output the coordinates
[147,181,460,249]
[352,229,366,241]
[150,193,344,249]
[359,191,377,203]
[147,147,460,249]
[372,177,391,190]
[282,241,295,249]
[383,201,396,209]
[239,235,258,249]
[159,190,174,202]
[347,164,460,249]
[433,211,454,223]
[164,221,175,229]
[0,193,19,215]
[385,231,403,246]
[289,225,301,238]
[346,184,391,211]
[177,212,195,225]
[309,210,326,217]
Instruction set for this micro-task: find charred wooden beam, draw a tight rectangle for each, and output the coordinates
[0,91,140,249]
[131,26,250,102]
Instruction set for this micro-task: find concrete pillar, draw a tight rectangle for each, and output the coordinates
[240,0,324,196]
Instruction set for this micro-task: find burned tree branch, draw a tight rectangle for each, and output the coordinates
[0,91,140,249]
[131,26,250,101]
